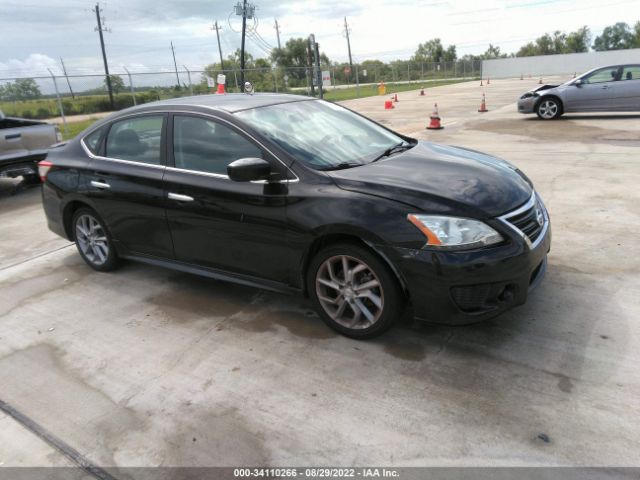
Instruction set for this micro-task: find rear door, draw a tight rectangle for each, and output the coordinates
[163,113,291,284]
[564,67,620,111]
[83,113,174,258]
[611,65,640,111]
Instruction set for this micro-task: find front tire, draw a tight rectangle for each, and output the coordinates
[72,208,119,272]
[536,97,562,120]
[308,243,403,339]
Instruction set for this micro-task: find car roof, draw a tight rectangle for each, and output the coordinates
[134,93,314,114]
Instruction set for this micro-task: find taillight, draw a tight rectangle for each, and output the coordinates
[38,160,53,182]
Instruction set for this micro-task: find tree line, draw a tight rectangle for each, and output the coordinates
[2,20,640,103]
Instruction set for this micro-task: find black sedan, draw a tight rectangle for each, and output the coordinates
[39,93,550,339]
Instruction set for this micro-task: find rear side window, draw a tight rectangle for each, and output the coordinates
[173,115,262,176]
[105,115,164,165]
[621,66,640,80]
[84,127,105,155]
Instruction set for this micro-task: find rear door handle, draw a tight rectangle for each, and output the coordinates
[5,133,21,140]
[601,85,609,89]
[168,192,194,202]
[90,180,111,189]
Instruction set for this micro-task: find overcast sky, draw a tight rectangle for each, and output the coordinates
[2,0,640,78]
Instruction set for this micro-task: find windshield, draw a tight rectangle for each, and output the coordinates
[235,99,407,169]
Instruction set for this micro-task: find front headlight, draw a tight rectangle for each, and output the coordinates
[407,214,503,250]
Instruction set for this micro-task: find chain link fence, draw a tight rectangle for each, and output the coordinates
[0,60,482,127]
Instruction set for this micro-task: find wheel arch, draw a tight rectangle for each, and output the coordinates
[299,231,410,300]
[62,199,96,240]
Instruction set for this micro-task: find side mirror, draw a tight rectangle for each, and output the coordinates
[227,157,271,182]
[573,79,583,86]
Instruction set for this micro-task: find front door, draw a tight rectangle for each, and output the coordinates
[564,66,620,111]
[163,113,291,285]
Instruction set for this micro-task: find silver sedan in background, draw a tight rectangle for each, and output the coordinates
[517,64,640,119]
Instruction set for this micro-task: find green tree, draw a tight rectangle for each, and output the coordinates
[270,38,330,87]
[516,27,591,56]
[0,78,41,100]
[105,75,125,94]
[565,26,591,53]
[483,44,508,59]
[593,22,634,51]
[412,38,457,63]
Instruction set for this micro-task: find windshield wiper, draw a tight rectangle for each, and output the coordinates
[318,162,364,171]
[369,142,414,164]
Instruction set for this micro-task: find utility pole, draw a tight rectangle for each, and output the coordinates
[211,21,225,70]
[313,39,322,99]
[343,16,353,83]
[274,19,281,49]
[59,57,75,99]
[307,36,315,97]
[240,0,248,92]
[170,41,180,86]
[94,3,114,110]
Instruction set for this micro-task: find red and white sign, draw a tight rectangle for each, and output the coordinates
[322,71,331,87]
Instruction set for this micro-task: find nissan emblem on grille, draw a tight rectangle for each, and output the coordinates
[536,206,544,226]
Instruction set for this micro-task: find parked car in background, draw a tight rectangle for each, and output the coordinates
[0,110,62,183]
[40,93,550,339]
[518,64,640,119]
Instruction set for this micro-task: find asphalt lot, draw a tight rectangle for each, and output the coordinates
[1,77,639,470]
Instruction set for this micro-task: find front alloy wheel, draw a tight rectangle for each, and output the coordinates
[536,98,561,120]
[316,255,384,329]
[72,208,119,271]
[308,243,403,338]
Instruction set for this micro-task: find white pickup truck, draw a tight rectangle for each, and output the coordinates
[0,110,62,184]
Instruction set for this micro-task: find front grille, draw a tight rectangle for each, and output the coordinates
[503,195,545,244]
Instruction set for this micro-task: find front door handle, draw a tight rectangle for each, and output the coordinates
[601,85,609,89]
[90,180,111,189]
[168,192,194,202]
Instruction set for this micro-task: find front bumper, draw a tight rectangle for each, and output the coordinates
[380,215,551,325]
[517,96,537,113]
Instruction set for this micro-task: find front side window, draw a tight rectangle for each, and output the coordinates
[105,115,163,165]
[621,65,640,81]
[172,115,262,175]
[583,67,619,84]
[235,100,406,170]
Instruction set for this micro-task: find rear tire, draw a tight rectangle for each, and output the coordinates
[536,97,562,120]
[72,207,119,272]
[307,243,403,339]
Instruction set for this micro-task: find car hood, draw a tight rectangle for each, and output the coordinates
[327,142,533,218]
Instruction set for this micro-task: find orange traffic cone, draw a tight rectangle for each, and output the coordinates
[478,93,488,113]
[393,93,399,103]
[384,99,394,110]
[426,103,444,130]
[217,83,225,94]
[487,76,490,85]
[420,87,425,96]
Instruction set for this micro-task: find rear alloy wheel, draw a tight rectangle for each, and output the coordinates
[72,208,119,271]
[308,243,403,339]
[536,98,562,120]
